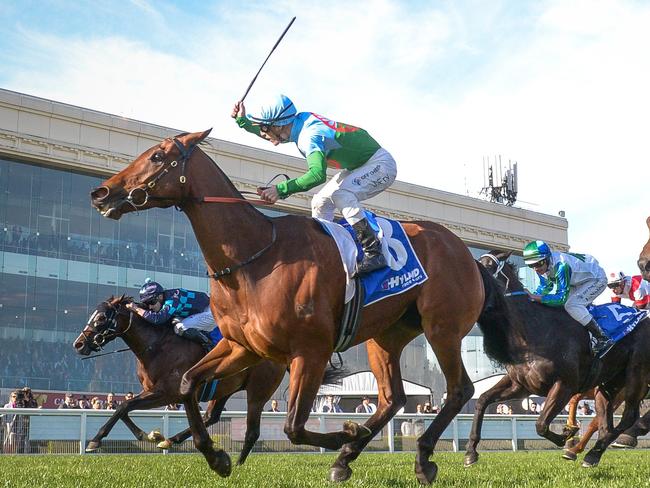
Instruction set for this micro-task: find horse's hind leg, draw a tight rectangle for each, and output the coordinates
[416,333,474,485]
[86,391,167,452]
[614,408,650,447]
[583,373,647,467]
[330,325,419,482]
[283,354,371,451]
[464,376,525,467]
[237,363,285,465]
[159,396,229,449]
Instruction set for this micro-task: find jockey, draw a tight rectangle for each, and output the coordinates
[126,279,218,351]
[523,240,614,357]
[607,270,650,309]
[231,95,397,275]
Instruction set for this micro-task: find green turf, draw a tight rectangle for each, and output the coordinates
[0,450,649,487]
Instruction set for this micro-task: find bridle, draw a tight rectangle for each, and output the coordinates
[125,137,196,210]
[83,301,133,351]
[480,253,511,293]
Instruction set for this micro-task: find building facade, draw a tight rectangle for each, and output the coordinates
[0,89,568,403]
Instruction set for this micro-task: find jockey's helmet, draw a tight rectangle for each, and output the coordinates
[523,240,552,266]
[139,278,163,304]
[606,270,626,287]
[247,94,297,128]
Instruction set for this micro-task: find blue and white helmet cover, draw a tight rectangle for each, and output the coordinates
[247,94,297,126]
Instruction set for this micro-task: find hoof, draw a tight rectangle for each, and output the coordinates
[612,434,637,449]
[209,449,232,478]
[562,449,577,461]
[85,441,100,453]
[157,439,173,450]
[147,430,165,443]
[582,450,601,468]
[463,451,479,467]
[329,465,353,482]
[414,460,438,485]
[342,420,372,440]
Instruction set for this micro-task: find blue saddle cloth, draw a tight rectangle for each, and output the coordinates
[336,212,428,306]
[199,327,223,402]
[588,303,647,342]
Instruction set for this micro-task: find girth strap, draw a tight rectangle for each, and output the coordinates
[334,277,365,352]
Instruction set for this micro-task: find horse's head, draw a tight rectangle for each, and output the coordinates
[90,129,212,220]
[638,216,650,281]
[479,250,524,293]
[73,295,132,355]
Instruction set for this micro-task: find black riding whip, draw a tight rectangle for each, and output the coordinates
[240,16,296,102]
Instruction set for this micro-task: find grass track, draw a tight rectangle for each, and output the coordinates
[1,450,649,487]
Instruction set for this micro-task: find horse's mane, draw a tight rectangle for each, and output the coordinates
[475,262,522,366]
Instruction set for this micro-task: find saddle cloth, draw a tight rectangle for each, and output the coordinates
[588,303,647,342]
[317,212,428,306]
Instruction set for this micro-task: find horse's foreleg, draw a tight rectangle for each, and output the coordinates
[416,333,474,485]
[464,376,525,467]
[86,391,167,452]
[283,354,370,451]
[330,328,416,482]
[534,381,574,447]
[566,391,587,430]
[562,416,598,461]
[237,363,285,466]
[181,339,260,477]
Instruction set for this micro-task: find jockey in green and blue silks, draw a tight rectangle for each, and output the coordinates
[125,278,217,351]
[523,240,614,357]
[231,95,397,276]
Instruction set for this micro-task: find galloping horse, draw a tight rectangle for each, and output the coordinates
[73,295,285,463]
[467,251,650,468]
[90,130,491,484]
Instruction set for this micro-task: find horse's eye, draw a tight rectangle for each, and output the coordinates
[151,151,164,163]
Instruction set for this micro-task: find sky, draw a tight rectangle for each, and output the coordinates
[1,0,649,287]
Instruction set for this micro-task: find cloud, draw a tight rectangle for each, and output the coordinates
[1,0,650,275]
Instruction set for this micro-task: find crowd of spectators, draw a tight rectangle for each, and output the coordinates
[2,225,205,277]
[0,339,139,393]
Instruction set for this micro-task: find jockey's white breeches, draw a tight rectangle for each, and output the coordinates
[173,308,216,334]
[311,148,397,225]
[564,276,607,325]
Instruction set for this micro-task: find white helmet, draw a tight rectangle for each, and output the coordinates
[606,270,626,286]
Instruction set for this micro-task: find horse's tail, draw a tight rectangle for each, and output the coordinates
[476,261,519,366]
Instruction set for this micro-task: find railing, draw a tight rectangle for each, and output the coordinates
[1,409,644,456]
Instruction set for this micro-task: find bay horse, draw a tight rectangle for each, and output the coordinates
[90,130,492,484]
[466,251,650,468]
[73,295,286,464]
[637,216,650,281]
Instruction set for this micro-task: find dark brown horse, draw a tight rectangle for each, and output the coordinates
[90,130,491,484]
[73,295,285,464]
[466,251,650,468]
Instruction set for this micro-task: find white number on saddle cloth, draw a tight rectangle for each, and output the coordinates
[376,217,407,271]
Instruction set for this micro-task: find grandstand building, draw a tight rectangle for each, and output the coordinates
[0,89,568,405]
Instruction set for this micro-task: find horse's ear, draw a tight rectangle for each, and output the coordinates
[177,129,212,147]
[119,293,126,302]
[646,216,650,231]
[503,250,513,260]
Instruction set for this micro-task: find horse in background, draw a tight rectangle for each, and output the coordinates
[90,130,494,484]
[466,251,650,468]
[638,216,650,281]
[73,295,285,464]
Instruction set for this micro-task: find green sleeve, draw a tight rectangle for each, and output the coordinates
[235,116,261,136]
[276,151,327,198]
[540,262,572,306]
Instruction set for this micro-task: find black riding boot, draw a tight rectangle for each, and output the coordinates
[352,219,387,275]
[180,328,213,353]
[584,319,615,357]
